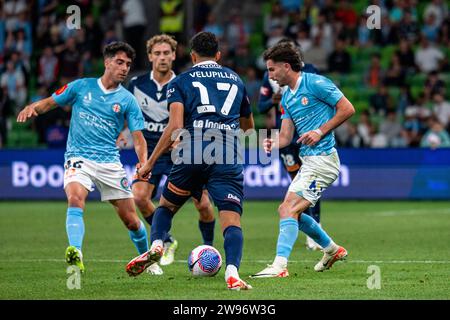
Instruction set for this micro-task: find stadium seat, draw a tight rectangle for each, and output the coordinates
[342,87,358,102]
[357,88,376,101]
[342,73,363,87]
[381,45,397,69]
[358,46,380,61]
[408,74,426,87]
[352,61,369,73]
[410,85,423,100]
[388,87,400,106]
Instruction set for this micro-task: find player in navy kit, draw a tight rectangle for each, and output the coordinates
[126,32,254,290]
[127,35,216,275]
[17,42,149,272]
[258,39,322,251]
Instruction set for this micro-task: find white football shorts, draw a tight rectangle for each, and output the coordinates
[288,151,340,206]
[63,157,133,201]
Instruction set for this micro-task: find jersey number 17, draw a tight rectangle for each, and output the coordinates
[192,81,238,116]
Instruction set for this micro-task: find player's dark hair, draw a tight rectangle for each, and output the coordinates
[190,32,219,58]
[263,42,303,72]
[103,41,136,60]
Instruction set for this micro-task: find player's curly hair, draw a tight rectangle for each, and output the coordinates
[263,42,303,72]
[103,41,136,60]
[146,34,177,53]
[190,31,219,58]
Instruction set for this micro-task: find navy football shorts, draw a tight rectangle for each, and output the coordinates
[132,156,172,199]
[162,163,244,215]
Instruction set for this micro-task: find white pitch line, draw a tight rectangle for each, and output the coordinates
[1,259,450,264]
[372,209,450,216]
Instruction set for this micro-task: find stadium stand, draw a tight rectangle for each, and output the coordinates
[0,0,448,149]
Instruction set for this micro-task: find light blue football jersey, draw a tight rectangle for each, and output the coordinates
[52,78,144,163]
[280,72,344,156]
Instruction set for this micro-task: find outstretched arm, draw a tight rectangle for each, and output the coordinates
[17,96,58,122]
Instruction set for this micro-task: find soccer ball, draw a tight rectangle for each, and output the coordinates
[188,245,222,277]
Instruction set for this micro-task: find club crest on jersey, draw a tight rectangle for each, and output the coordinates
[301,97,309,105]
[112,104,121,113]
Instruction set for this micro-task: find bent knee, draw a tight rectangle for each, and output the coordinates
[134,194,150,208]
[195,201,214,220]
[67,194,85,208]
[278,202,294,219]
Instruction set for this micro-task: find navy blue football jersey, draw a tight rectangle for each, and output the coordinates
[167,60,251,164]
[128,71,176,157]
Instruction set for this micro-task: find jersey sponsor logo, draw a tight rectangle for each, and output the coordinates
[55,84,68,95]
[226,193,241,203]
[79,112,115,130]
[301,97,309,105]
[193,119,235,130]
[144,121,166,132]
[112,104,121,113]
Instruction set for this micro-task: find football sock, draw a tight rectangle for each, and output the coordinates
[223,226,243,269]
[66,207,84,250]
[298,213,331,249]
[199,220,215,246]
[273,256,288,268]
[225,264,239,280]
[150,206,174,242]
[322,241,339,254]
[276,217,299,259]
[145,213,173,243]
[128,220,148,254]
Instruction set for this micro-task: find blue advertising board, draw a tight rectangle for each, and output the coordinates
[0,148,449,200]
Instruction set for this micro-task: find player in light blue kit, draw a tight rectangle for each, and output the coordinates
[252,42,355,278]
[17,42,149,273]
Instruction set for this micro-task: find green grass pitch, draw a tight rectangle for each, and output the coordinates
[0,200,449,299]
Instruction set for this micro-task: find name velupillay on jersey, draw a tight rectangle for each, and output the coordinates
[189,70,238,82]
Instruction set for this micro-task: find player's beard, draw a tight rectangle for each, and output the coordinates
[275,78,286,87]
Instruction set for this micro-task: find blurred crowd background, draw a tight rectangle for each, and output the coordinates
[0,0,449,149]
